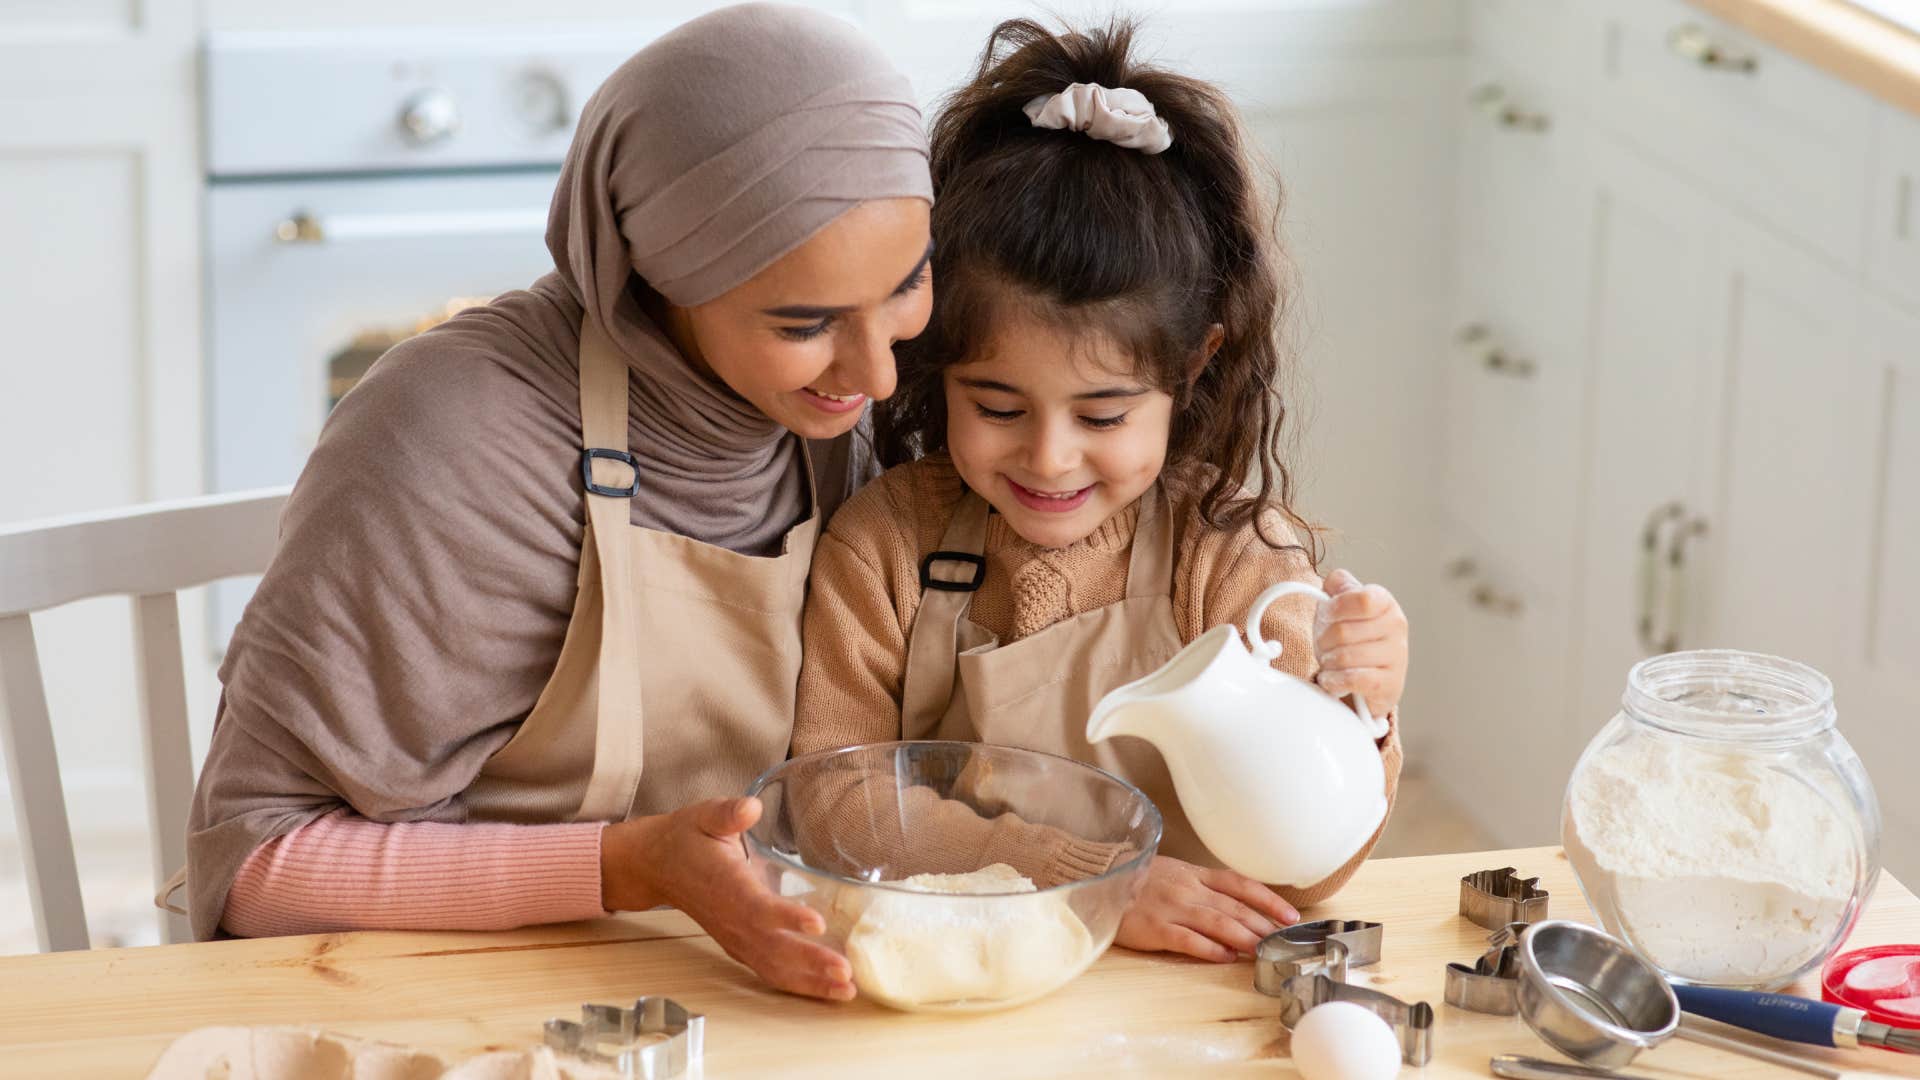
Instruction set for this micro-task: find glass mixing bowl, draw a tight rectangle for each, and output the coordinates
[743,741,1162,1013]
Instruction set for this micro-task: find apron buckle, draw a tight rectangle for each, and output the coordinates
[581,448,642,498]
[919,550,986,592]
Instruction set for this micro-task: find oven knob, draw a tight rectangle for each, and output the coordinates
[398,88,460,145]
[513,70,573,134]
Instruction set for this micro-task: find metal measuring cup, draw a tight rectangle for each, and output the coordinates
[1513,920,1680,1069]
[1512,921,1901,1080]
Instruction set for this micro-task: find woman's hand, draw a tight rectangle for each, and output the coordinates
[1113,855,1300,962]
[1315,568,1409,718]
[602,797,855,1001]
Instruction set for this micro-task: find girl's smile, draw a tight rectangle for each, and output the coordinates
[1006,479,1096,513]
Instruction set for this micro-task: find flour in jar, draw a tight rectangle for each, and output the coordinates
[845,863,1095,1010]
[1566,737,1858,983]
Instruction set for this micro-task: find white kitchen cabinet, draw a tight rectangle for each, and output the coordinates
[1441,2,1908,853]
[1694,220,1876,673]
[1446,59,1588,595]
[1558,140,1879,829]
[1564,132,1721,742]
[1567,134,1876,732]
[1467,0,1582,86]
[1586,0,1878,270]
[1868,103,1920,315]
[1420,516,1576,847]
[1418,48,1591,832]
[1845,298,1920,885]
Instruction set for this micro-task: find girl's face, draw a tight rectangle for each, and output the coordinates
[944,305,1174,549]
[672,197,934,440]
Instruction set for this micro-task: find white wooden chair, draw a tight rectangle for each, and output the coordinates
[0,487,289,951]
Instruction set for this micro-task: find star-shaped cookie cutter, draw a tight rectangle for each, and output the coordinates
[544,997,705,1078]
[1459,866,1549,930]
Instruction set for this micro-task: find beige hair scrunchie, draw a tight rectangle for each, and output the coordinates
[1022,82,1172,154]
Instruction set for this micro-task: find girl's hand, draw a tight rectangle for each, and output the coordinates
[1114,855,1300,962]
[602,797,855,1001]
[1315,568,1409,718]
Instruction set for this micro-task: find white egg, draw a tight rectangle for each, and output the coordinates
[1289,1001,1403,1080]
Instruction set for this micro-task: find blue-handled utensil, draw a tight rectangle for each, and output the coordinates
[1674,984,1920,1053]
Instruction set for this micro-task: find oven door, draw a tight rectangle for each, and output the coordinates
[205,168,560,653]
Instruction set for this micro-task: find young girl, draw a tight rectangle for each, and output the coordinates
[793,18,1409,966]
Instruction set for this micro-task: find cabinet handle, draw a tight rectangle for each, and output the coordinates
[1636,503,1685,652]
[1484,348,1537,378]
[1447,555,1525,617]
[1469,84,1551,133]
[1668,24,1759,75]
[273,207,550,245]
[1661,514,1709,652]
[1470,582,1525,616]
[1457,323,1539,379]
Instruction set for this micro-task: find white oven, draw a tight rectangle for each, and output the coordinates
[202,27,656,649]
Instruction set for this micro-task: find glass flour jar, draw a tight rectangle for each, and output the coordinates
[1562,650,1881,989]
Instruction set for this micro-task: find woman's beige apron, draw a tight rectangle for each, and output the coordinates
[159,320,814,914]
[899,487,1214,865]
[461,318,819,823]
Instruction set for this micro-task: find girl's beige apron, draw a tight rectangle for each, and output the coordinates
[898,487,1213,865]
[462,319,819,822]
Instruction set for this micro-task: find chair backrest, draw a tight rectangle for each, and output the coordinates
[0,487,289,951]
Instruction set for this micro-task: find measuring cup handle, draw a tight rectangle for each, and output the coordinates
[1245,582,1390,740]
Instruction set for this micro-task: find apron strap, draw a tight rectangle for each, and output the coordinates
[795,433,820,546]
[899,491,991,738]
[155,865,188,917]
[573,320,647,822]
[1125,485,1176,600]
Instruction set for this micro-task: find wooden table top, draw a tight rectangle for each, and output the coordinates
[5,845,1920,1078]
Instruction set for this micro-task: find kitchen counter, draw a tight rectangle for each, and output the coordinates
[1685,0,1920,116]
[5,845,1920,1077]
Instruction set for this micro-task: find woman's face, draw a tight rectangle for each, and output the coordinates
[944,306,1175,550]
[674,197,933,440]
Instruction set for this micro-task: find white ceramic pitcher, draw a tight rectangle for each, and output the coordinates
[1085,581,1390,885]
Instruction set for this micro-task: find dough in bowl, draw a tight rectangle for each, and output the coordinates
[846,863,1095,1011]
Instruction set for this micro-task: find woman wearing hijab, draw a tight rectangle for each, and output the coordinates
[177,4,932,1002]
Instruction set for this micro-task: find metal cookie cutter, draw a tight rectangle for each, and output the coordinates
[545,997,705,1078]
[1460,866,1549,930]
[1269,974,1436,1067]
[1253,919,1384,992]
[1444,921,1529,1015]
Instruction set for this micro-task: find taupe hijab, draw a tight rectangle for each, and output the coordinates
[558,2,930,549]
[183,3,930,940]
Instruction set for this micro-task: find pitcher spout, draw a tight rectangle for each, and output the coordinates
[1085,688,1146,745]
[1084,624,1239,748]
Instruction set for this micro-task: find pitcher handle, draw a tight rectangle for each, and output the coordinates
[1246,581,1389,739]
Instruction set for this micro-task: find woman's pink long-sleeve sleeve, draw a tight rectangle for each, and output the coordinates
[221,811,608,937]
